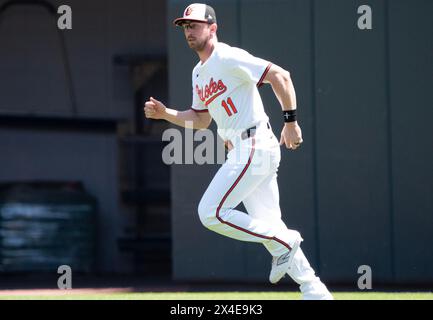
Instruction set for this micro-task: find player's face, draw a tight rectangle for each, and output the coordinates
[182,22,212,52]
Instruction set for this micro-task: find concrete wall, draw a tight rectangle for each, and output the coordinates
[0,0,168,273]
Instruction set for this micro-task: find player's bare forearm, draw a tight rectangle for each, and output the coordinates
[262,65,303,150]
[163,108,211,129]
[263,64,297,112]
[144,97,211,129]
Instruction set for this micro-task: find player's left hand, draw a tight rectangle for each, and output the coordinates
[280,122,303,150]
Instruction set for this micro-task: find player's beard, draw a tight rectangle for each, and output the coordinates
[187,35,209,52]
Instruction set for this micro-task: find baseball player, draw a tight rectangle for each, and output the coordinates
[144,3,333,300]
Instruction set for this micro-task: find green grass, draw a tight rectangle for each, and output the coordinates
[0,291,432,300]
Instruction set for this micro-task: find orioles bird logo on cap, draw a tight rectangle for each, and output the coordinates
[185,6,193,16]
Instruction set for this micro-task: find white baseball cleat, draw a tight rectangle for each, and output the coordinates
[300,279,334,300]
[269,235,302,284]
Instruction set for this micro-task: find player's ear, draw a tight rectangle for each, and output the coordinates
[210,23,218,35]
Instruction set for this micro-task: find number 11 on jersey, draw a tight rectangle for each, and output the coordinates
[221,97,237,116]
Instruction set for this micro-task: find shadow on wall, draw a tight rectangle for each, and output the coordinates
[0,0,76,116]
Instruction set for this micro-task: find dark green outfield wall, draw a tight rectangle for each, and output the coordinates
[168,0,433,285]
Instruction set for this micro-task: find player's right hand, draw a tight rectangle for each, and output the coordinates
[144,97,166,120]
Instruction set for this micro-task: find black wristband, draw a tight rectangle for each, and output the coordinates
[283,109,297,123]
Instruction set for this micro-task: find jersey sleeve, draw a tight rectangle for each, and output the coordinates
[224,47,272,88]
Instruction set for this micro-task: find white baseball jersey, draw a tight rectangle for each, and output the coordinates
[191,42,271,141]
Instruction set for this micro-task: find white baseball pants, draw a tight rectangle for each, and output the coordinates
[198,122,299,257]
[197,121,327,288]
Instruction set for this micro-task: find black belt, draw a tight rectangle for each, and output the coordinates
[241,122,271,140]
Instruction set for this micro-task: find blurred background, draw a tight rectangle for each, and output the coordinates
[0,0,431,290]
